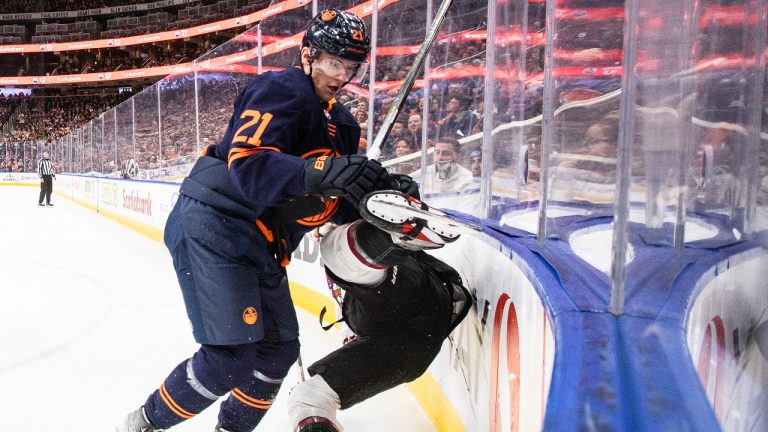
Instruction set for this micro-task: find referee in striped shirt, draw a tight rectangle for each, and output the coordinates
[38,151,56,206]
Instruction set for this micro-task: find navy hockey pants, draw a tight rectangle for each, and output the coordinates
[143,195,300,430]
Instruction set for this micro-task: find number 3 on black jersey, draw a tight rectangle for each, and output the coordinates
[232,109,274,146]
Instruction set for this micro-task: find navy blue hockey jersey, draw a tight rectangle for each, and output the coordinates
[203,66,362,254]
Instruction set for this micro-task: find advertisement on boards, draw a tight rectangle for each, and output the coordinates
[687,250,768,432]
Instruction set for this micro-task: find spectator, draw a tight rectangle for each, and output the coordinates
[394,138,417,159]
[404,113,423,146]
[436,95,478,138]
[387,137,420,175]
[469,149,481,178]
[380,119,405,160]
[410,136,473,194]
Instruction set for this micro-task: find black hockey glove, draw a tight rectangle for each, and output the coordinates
[389,173,420,199]
[302,155,391,205]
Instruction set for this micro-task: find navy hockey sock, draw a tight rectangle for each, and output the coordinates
[143,359,220,428]
[217,376,282,431]
[217,339,300,431]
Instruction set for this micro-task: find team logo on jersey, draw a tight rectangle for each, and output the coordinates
[243,307,258,325]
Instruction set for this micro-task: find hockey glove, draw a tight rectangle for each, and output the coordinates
[389,173,419,199]
[302,155,391,204]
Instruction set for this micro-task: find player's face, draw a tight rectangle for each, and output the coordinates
[305,50,362,102]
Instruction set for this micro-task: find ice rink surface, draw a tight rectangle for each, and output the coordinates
[0,186,434,431]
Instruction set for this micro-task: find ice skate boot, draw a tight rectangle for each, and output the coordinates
[116,406,164,432]
[297,416,341,432]
[360,190,462,250]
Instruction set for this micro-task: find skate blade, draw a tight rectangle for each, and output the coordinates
[367,194,483,234]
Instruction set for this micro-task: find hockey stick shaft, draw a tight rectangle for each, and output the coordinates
[367,0,455,160]
[296,351,307,382]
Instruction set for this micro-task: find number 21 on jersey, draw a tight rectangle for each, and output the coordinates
[232,109,273,146]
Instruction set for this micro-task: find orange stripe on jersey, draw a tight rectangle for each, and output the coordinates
[159,384,195,419]
[199,144,210,156]
[300,148,338,159]
[231,388,273,410]
[255,219,274,243]
[227,146,282,168]
[324,98,336,113]
[297,197,340,227]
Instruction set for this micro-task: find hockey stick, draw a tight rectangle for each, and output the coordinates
[366,0,455,160]
[296,351,307,382]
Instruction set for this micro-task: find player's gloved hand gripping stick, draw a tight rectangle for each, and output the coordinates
[302,155,391,204]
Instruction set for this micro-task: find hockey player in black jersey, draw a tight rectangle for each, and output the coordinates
[287,190,472,432]
[118,9,415,432]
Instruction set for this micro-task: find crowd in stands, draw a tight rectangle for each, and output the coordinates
[6,93,129,144]
[0,0,149,14]
[0,93,25,126]
[0,0,268,44]
[0,141,39,172]
[47,44,209,75]
[1,0,764,211]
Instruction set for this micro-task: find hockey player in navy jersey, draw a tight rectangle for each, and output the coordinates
[119,9,415,432]
[287,190,472,432]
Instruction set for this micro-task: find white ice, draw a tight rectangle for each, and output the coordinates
[0,186,434,431]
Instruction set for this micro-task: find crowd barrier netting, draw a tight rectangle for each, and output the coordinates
[7,0,768,431]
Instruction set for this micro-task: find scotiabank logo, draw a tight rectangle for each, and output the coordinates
[696,315,725,418]
[489,293,520,432]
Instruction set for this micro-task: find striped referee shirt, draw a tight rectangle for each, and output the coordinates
[38,158,55,176]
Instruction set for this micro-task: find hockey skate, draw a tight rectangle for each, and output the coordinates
[296,416,341,432]
[116,407,164,432]
[359,190,464,250]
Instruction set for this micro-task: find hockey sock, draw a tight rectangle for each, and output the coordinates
[217,339,300,431]
[287,375,343,432]
[217,375,282,431]
[143,359,221,428]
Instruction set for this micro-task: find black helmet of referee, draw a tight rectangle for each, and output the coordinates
[303,9,370,63]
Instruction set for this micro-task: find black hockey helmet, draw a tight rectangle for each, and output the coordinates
[303,9,370,64]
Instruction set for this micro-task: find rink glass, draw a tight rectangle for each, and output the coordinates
[39,0,767,295]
